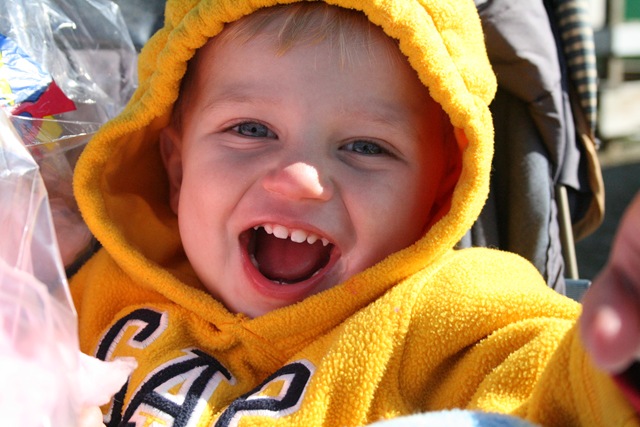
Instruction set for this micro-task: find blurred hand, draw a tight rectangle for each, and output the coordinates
[580,192,640,373]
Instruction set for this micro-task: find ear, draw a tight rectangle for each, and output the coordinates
[160,127,183,215]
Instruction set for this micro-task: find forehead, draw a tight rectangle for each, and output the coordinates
[191,23,436,121]
[187,4,423,102]
[176,3,409,125]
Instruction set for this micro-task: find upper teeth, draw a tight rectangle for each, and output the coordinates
[254,224,330,246]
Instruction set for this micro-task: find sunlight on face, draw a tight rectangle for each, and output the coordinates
[162,7,451,317]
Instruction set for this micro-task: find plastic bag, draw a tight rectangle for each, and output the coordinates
[0,109,135,427]
[0,0,137,270]
[0,1,138,424]
[0,33,76,118]
[16,116,102,269]
[0,0,137,123]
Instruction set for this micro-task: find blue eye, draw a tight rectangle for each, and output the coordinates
[232,122,276,138]
[343,140,387,155]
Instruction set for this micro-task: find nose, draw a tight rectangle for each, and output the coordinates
[262,162,333,201]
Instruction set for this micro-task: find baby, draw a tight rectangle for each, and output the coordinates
[70,1,640,426]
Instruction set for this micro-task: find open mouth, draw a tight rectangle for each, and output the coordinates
[242,224,334,285]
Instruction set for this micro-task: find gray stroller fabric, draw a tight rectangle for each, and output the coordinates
[460,0,603,293]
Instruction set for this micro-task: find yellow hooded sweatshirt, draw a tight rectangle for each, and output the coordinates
[70,0,637,426]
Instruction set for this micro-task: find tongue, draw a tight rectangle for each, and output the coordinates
[253,228,330,283]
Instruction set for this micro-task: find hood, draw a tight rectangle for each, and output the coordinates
[73,0,496,313]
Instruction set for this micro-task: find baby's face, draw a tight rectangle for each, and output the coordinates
[163,25,449,317]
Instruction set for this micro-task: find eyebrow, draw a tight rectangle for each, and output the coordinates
[201,81,421,132]
[200,82,278,112]
[340,101,414,129]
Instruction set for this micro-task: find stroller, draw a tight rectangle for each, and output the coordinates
[458,0,604,300]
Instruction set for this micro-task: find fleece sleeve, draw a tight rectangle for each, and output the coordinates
[399,249,640,426]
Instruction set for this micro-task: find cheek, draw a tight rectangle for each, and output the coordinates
[377,164,443,247]
[177,191,205,250]
[350,178,429,258]
[413,164,442,219]
[177,174,220,241]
